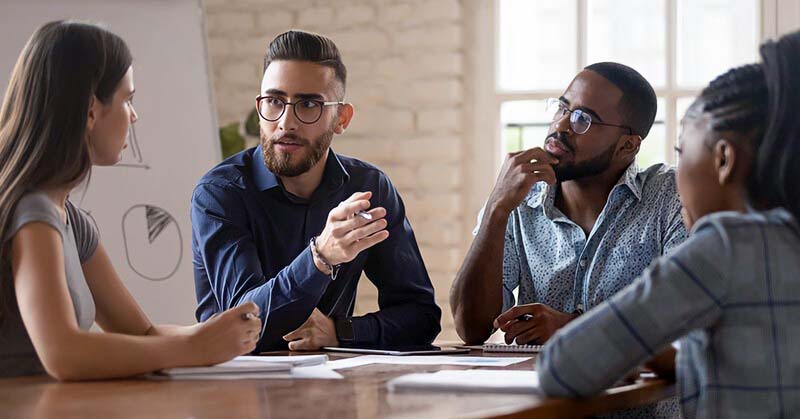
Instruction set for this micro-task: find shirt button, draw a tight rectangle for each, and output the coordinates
[579,259,587,268]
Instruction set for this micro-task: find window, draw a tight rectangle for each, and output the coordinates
[497,0,761,168]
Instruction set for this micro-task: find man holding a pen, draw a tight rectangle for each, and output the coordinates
[190,30,441,352]
[450,62,688,348]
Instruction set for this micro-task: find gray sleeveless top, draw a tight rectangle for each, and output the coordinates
[0,191,98,377]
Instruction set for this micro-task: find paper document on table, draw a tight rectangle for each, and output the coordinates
[325,355,530,370]
[290,365,344,379]
[151,354,341,380]
[387,369,541,394]
[242,354,329,367]
[152,365,344,381]
[157,357,290,377]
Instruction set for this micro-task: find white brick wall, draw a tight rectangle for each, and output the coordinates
[205,0,468,341]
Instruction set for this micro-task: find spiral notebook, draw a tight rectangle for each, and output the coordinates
[482,343,543,353]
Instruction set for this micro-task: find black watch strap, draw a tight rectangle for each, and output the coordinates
[335,318,355,342]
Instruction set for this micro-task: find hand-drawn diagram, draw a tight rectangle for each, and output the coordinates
[122,204,183,281]
[116,124,150,169]
[74,123,184,283]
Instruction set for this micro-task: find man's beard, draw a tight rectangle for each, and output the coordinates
[547,133,617,182]
[261,129,333,177]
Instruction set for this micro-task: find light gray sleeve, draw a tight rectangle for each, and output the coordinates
[66,201,99,263]
[536,223,730,397]
[7,193,65,242]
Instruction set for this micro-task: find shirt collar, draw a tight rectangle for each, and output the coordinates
[252,145,279,191]
[527,162,643,214]
[618,161,643,201]
[251,145,351,194]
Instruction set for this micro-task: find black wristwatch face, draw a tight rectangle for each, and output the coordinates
[335,318,355,341]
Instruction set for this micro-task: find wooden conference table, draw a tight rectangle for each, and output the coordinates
[0,349,674,419]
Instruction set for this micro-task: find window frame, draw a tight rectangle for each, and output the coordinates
[461,0,787,254]
[494,0,767,168]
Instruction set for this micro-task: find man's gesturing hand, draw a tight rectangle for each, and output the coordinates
[313,191,389,272]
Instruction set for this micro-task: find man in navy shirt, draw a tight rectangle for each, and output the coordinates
[191,30,441,352]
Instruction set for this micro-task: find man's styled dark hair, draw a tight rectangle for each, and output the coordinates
[263,30,347,96]
[584,62,657,139]
[697,30,800,222]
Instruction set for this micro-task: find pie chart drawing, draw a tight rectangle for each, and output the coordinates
[122,204,182,281]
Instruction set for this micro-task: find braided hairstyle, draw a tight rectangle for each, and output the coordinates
[696,30,800,221]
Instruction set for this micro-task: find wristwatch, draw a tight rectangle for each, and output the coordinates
[335,318,355,343]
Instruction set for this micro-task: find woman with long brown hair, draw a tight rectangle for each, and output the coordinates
[0,21,261,380]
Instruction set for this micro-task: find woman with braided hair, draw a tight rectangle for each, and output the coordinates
[534,30,800,418]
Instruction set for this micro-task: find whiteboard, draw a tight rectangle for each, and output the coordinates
[0,0,220,325]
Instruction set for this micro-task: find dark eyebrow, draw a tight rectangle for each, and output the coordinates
[262,89,325,101]
[294,93,325,100]
[559,95,604,122]
[263,89,287,97]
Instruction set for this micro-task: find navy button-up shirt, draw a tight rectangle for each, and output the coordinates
[191,146,441,351]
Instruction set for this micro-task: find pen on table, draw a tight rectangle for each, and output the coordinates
[516,314,533,321]
[356,210,373,220]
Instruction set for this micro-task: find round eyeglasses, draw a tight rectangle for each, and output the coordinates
[545,98,633,135]
[255,95,344,124]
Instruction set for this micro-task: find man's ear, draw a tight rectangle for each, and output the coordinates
[713,139,737,185]
[333,103,354,135]
[617,134,642,159]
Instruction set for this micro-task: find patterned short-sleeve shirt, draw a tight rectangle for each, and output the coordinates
[488,163,688,313]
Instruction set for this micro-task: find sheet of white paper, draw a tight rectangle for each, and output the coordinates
[152,371,293,380]
[290,365,344,380]
[387,369,540,394]
[149,364,343,381]
[325,355,531,370]
[160,358,289,376]
[238,354,328,367]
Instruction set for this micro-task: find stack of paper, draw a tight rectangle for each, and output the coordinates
[387,369,541,394]
[158,358,290,379]
[239,354,328,367]
[326,355,531,370]
[153,354,341,380]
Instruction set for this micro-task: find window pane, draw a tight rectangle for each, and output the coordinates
[500,100,551,156]
[676,96,696,123]
[677,0,759,88]
[587,0,666,87]
[638,98,667,168]
[498,0,578,91]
